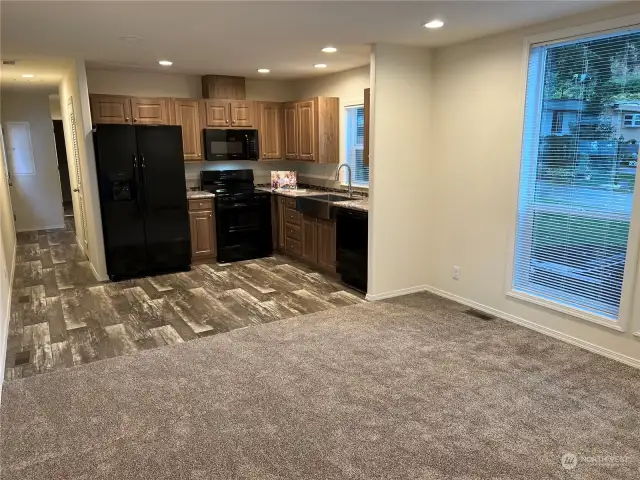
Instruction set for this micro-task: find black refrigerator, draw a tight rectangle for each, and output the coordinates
[93,124,191,281]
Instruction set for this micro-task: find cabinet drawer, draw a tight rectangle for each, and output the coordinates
[284,197,297,209]
[189,199,213,211]
[285,208,300,225]
[286,237,302,256]
[285,223,301,241]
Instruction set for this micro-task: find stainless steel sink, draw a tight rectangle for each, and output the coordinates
[296,193,352,220]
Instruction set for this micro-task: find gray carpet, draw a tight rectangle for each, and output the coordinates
[2,292,639,479]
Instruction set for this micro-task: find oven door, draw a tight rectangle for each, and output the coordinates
[203,129,258,161]
[215,197,271,262]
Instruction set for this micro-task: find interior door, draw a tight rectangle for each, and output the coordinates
[135,125,190,271]
[92,123,146,278]
[3,121,34,231]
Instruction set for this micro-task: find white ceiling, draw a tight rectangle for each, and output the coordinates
[0,0,616,83]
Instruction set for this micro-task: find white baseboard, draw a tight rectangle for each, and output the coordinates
[366,284,431,301]
[17,223,65,232]
[421,285,640,370]
[0,241,17,398]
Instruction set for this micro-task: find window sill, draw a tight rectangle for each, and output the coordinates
[341,182,369,190]
[506,290,625,332]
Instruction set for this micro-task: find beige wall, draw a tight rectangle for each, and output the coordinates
[0,124,16,390]
[367,44,431,298]
[49,94,62,120]
[60,61,108,280]
[427,3,640,365]
[1,89,65,231]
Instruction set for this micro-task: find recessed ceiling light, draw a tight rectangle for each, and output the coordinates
[257,68,270,74]
[424,19,444,29]
[158,60,173,66]
[314,64,327,69]
[22,74,34,78]
[120,35,142,41]
[322,47,337,53]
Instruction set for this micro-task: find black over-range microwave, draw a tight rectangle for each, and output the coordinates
[203,129,259,161]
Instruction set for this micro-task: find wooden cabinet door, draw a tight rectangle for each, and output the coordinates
[90,95,132,124]
[190,210,215,258]
[204,100,230,127]
[297,100,316,161]
[364,88,370,166]
[131,97,169,125]
[283,103,298,160]
[301,215,318,264]
[230,101,254,127]
[174,100,202,161]
[277,196,286,250]
[258,102,282,159]
[317,218,336,271]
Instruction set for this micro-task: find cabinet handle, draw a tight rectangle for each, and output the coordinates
[134,117,138,122]
[225,119,229,124]
[125,117,130,121]
[209,214,212,219]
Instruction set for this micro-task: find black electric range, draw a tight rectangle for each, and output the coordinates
[201,170,272,263]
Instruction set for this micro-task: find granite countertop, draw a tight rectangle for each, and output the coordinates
[187,190,215,199]
[261,188,369,212]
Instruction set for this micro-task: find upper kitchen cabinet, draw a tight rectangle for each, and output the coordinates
[90,94,132,124]
[130,97,169,125]
[257,102,283,160]
[283,102,298,160]
[173,99,202,161]
[284,96,339,164]
[202,100,255,128]
[90,95,169,125]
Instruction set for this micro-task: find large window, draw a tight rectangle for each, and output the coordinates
[513,29,640,322]
[345,105,369,186]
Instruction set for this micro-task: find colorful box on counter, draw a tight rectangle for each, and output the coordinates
[270,171,297,190]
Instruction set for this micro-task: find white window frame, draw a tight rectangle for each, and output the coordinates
[623,113,640,127]
[342,99,368,188]
[505,14,640,334]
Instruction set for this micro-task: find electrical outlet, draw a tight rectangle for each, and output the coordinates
[453,266,460,280]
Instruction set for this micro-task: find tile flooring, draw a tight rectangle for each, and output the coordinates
[5,213,364,380]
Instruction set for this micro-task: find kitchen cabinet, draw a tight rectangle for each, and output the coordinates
[364,88,370,167]
[272,193,337,273]
[282,97,339,164]
[301,214,318,264]
[188,199,216,262]
[90,94,132,124]
[317,218,336,271]
[173,100,202,161]
[258,102,283,160]
[131,97,169,125]
[283,103,298,160]
[90,95,168,125]
[203,100,255,128]
[297,100,315,161]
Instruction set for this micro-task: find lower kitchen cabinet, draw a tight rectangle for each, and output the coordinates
[301,214,318,264]
[188,199,216,262]
[272,194,336,273]
[316,218,336,271]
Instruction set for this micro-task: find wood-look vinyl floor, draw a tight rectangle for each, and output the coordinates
[5,215,364,380]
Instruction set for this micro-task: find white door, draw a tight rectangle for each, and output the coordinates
[3,122,36,231]
[68,97,89,253]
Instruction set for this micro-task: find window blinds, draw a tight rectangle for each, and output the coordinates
[514,28,640,320]
[346,105,369,185]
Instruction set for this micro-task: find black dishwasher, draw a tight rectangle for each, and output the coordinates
[336,208,368,293]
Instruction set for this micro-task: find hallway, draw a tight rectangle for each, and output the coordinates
[5,212,363,380]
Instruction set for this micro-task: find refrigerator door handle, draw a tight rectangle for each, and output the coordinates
[139,153,147,211]
[133,153,144,211]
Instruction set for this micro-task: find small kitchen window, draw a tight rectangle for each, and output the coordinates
[345,105,369,186]
[623,113,640,127]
